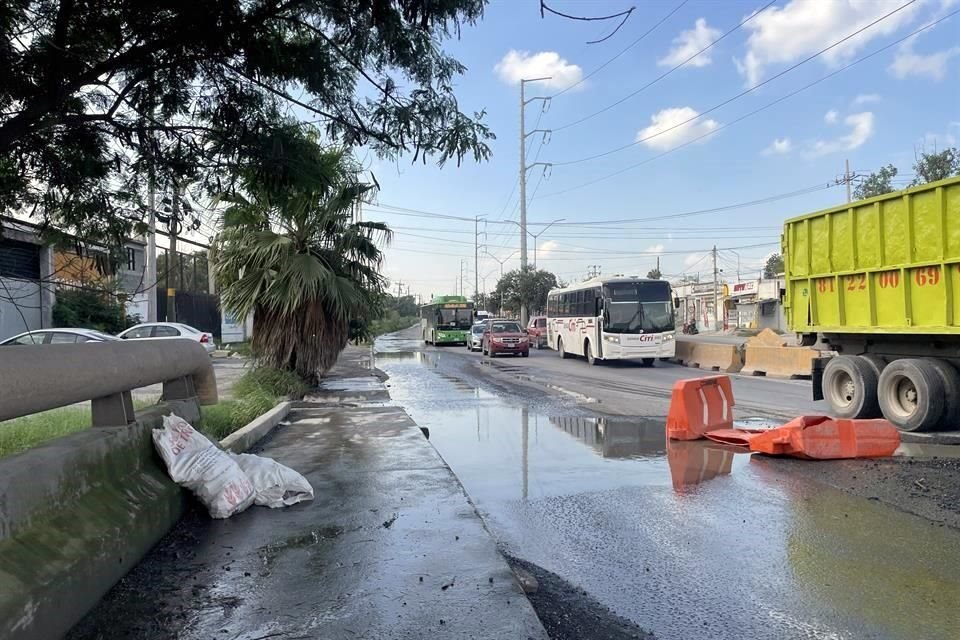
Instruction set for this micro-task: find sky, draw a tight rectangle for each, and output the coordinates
[275,1,960,298]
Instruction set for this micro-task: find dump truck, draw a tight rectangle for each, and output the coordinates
[783,176,960,432]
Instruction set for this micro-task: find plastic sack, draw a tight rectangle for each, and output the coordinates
[230,453,314,508]
[153,414,255,519]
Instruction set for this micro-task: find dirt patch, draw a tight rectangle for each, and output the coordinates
[505,555,654,640]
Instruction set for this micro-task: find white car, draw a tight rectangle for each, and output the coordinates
[1,328,121,345]
[466,322,486,352]
[118,322,216,354]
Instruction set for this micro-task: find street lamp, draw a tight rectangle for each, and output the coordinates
[504,218,566,269]
[484,250,518,316]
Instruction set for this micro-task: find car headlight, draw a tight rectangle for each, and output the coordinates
[663,333,675,341]
[519,337,528,343]
[604,335,620,343]
[492,336,503,343]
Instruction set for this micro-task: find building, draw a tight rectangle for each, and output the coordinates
[0,216,148,341]
[725,278,786,332]
[672,280,729,332]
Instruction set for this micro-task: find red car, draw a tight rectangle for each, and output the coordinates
[527,316,547,349]
[482,319,530,358]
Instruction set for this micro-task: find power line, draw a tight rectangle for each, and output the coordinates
[537,6,954,199]
[549,0,919,165]
[552,0,777,133]
[550,0,690,99]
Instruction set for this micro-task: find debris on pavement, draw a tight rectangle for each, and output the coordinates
[229,452,314,508]
[666,375,734,440]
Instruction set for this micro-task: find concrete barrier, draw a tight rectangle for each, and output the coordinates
[0,403,196,640]
[741,344,818,379]
[675,341,743,373]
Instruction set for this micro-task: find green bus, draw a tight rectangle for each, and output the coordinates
[420,295,474,345]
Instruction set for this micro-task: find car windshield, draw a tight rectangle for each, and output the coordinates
[491,321,522,333]
[472,325,486,334]
[604,281,675,334]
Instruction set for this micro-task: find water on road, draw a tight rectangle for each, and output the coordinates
[376,335,960,640]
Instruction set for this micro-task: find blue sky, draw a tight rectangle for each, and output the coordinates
[360,0,960,298]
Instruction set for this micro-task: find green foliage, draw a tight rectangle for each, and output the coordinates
[215,145,389,382]
[646,268,662,279]
[494,266,559,315]
[52,288,138,333]
[233,366,308,399]
[368,315,419,339]
[912,148,960,186]
[854,164,898,200]
[0,1,492,248]
[198,390,276,442]
[764,254,785,279]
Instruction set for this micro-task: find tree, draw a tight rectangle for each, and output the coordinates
[646,268,662,279]
[214,145,389,383]
[1,1,492,247]
[53,288,137,333]
[494,266,558,315]
[763,254,784,279]
[854,164,898,200]
[912,148,960,186]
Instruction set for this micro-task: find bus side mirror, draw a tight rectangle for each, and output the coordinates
[673,297,680,309]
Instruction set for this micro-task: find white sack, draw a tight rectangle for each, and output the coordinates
[230,453,314,508]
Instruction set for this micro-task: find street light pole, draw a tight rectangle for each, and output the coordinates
[519,76,552,328]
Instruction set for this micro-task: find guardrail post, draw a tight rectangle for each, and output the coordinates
[162,375,197,401]
[91,390,136,427]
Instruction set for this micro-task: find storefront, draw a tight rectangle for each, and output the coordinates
[726,279,785,331]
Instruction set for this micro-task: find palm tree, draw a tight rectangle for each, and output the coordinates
[214,148,390,383]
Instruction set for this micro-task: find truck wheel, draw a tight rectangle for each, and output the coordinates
[926,359,960,431]
[641,358,655,368]
[878,359,947,432]
[860,354,886,381]
[822,355,880,419]
[558,338,569,359]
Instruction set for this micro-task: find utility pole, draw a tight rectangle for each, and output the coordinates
[845,158,852,203]
[712,245,719,332]
[460,260,466,297]
[395,281,403,299]
[167,184,180,322]
[519,77,552,328]
[146,177,157,322]
[474,217,480,301]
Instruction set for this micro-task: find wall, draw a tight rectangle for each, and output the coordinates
[0,278,41,342]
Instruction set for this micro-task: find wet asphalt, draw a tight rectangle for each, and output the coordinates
[376,331,960,640]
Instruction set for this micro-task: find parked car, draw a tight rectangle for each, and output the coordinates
[117,322,216,354]
[527,315,548,349]
[467,322,486,352]
[0,328,121,345]
[481,319,530,358]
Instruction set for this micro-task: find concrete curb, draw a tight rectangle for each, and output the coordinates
[219,400,293,454]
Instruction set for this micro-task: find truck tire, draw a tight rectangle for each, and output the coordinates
[878,359,947,432]
[926,359,960,431]
[822,355,880,419]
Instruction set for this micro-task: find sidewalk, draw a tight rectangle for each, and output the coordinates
[68,347,548,640]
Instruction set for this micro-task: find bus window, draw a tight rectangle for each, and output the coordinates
[603,281,674,334]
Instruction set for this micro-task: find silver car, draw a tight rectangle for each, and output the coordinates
[117,322,217,355]
[1,328,121,345]
[466,322,486,352]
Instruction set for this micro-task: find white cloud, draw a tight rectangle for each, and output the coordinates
[824,109,839,124]
[853,93,882,105]
[494,50,584,91]
[736,0,923,87]
[811,111,875,156]
[762,138,793,155]
[658,18,721,68]
[635,107,720,151]
[538,240,560,258]
[684,252,707,268]
[645,244,665,255]
[889,36,960,80]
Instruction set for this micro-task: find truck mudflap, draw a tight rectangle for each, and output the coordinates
[811,356,828,402]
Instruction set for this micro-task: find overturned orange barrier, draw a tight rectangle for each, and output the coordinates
[704,415,900,459]
[666,375,735,440]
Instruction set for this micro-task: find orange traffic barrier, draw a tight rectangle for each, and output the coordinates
[666,438,737,492]
[703,415,900,459]
[666,375,735,440]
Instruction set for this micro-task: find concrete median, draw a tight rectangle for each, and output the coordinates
[674,340,743,373]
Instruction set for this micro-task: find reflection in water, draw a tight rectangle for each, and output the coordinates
[666,439,738,493]
[550,416,667,459]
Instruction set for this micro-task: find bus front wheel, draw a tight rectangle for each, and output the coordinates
[558,338,569,359]
[585,341,599,366]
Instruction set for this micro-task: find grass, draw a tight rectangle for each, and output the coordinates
[0,398,157,459]
[196,366,307,441]
[224,341,253,356]
[367,315,418,340]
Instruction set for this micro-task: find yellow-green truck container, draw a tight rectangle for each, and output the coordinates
[783,176,960,432]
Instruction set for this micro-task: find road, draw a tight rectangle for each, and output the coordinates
[374,327,960,640]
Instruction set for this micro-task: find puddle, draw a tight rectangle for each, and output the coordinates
[376,338,960,640]
[895,442,960,458]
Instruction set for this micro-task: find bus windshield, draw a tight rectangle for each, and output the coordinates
[603,281,674,334]
[437,308,472,328]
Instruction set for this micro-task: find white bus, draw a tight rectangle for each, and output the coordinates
[546,277,677,365]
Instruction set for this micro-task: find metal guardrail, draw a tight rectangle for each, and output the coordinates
[0,340,218,425]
